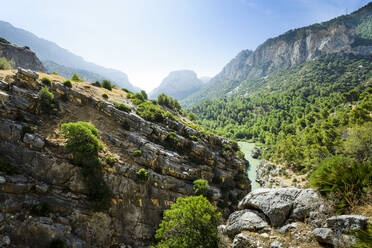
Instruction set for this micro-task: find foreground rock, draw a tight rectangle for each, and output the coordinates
[0,69,250,247]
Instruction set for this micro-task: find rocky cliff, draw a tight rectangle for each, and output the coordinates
[149,70,203,100]
[0,38,45,72]
[182,3,372,107]
[0,69,250,247]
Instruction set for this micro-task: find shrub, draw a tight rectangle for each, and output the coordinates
[71,73,83,82]
[133,149,142,157]
[136,102,165,123]
[236,151,245,159]
[41,77,52,86]
[140,90,148,100]
[63,80,72,88]
[22,126,35,134]
[61,121,103,162]
[105,155,117,166]
[30,202,50,216]
[193,179,209,196]
[153,196,221,248]
[113,102,131,112]
[61,121,110,210]
[353,223,372,248]
[0,57,14,70]
[102,93,108,99]
[136,168,149,181]
[92,81,102,87]
[122,88,130,93]
[39,87,58,113]
[310,155,372,211]
[49,239,67,248]
[0,156,17,175]
[51,71,59,75]
[157,93,181,111]
[102,80,114,90]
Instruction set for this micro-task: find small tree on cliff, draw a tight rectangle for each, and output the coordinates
[153,196,221,248]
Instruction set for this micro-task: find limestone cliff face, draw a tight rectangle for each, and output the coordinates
[0,69,250,248]
[181,3,372,106]
[0,38,45,72]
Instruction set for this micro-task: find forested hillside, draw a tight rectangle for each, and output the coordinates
[191,54,372,168]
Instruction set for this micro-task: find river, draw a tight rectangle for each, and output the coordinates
[238,141,261,190]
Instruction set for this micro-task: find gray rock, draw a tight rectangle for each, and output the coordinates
[226,209,268,236]
[23,133,45,149]
[233,232,255,248]
[279,223,297,234]
[3,235,10,245]
[0,176,6,184]
[313,228,334,245]
[35,184,49,193]
[327,215,369,233]
[270,240,282,248]
[238,188,300,227]
[217,225,227,234]
[238,188,325,227]
[0,80,9,90]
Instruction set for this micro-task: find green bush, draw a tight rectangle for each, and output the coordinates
[49,238,67,248]
[193,179,209,196]
[0,156,17,175]
[136,168,149,181]
[30,202,50,216]
[153,196,221,248]
[140,90,148,100]
[71,73,83,82]
[63,80,72,88]
[22,126,35,134]
[0,57,14,70]
[39,87,58,113]
[102,80,114,90]
[122,88,130,93]
[310,155,372,211]
[51,71,59,75]
[157,93,181,111]
[133,149,142,157]
[61,121,103,162]
[136,102,165,123]
[102,93,108,99]
[113,102,131,112]
[92,81,102,87]
[105,155,117,166]
[353,223,372,248]
[61,121,110,210]
[41,77,52,86]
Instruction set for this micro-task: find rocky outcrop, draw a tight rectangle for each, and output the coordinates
[0,38,45,72]
[0,69,250,247]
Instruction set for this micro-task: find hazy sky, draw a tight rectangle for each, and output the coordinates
[0,0,370,91]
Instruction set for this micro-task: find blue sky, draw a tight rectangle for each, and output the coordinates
[0,0,370,91]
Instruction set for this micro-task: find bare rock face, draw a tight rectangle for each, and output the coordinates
[0,38,45,72]
[0,70,250,247]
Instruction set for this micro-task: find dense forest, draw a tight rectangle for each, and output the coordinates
[191,54,372,166]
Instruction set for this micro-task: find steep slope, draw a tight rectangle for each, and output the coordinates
[182,3,372,107]
[0,37,45,72]
[149,70,203,100]
[0,21,138,91]
[0,69,249,247]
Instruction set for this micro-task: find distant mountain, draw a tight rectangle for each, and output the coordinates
[0,37,45,72]
[0,20,138,91]
[200,76,211,84]
[149,70,204,100]
[182,3,372,107]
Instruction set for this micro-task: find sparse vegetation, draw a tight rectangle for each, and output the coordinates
[71,73,83,82]
[22,125,35,134]
[0,57,14,70]
[39,86,58,114]
[30,202,51,216]
[92,81,102,87]
[153,196,221,248]
[133,149,142,157]
[113,102,131,112]
[41,77,52,86]
[102,93,108,99]
[102,80,115,90]
[63,80,72,88]
[193,179,209,196]
[136,168,149,181]
[353,223,372,248]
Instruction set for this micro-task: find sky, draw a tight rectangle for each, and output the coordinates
[0,0,370,92]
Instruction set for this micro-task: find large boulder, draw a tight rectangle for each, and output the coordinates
[226,209,269,237]
[238,188,323,227]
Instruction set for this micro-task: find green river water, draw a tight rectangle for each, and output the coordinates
[238,142,261,190]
